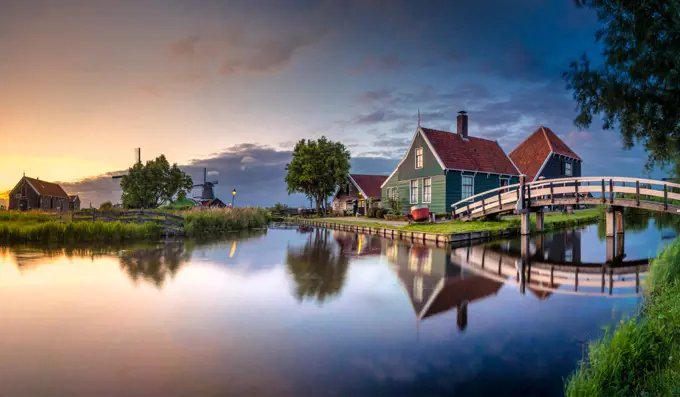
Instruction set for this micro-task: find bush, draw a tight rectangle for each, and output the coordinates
[376,209,384,218]
[367,207,377,218]
[100,201,113,210]
[385,214,403,221]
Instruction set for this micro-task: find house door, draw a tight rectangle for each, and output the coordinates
[19,199,27,211]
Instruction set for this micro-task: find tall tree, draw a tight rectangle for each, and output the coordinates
[120,155,193,208]
[285,137,351,213]
[564,0,680,171]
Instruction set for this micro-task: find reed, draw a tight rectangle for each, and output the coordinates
[0,220,164,243]
[183,207,271,239]
[565,239,680,396]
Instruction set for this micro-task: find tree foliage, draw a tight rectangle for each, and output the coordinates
[285,136,351,212]
[564,0,680,171]
[120,155,193,209]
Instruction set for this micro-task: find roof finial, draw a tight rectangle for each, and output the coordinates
[417,108,421,127]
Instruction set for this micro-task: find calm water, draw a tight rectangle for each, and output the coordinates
[0,220,674,397]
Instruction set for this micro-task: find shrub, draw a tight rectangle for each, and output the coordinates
[100,201,113,210]
[385,214,403,221]
[376,209,384,218]
[183,207,271,239]
[367,207,377,218]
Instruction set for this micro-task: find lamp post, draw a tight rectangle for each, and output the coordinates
[232,189,236,207]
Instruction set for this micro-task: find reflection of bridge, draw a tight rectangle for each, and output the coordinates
[451,176,680,236]
[451,236,648,298]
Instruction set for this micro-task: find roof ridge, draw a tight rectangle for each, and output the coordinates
[541,126,554,152]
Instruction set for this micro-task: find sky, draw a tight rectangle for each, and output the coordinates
[0,0,665,207]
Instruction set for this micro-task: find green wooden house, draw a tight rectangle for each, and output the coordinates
[381,111,521,214]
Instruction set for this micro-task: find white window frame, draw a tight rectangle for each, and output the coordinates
[565,162,572,176]
[461,175,474,200]
[565,247,573,262]
[415,147,423,169]
[410,179,419,204]
[500,177,510,187]
[422,177,432,203]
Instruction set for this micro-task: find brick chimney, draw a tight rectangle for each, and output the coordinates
[457,111,468,139]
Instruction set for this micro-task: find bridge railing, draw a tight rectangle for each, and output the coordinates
[451,176,680,219]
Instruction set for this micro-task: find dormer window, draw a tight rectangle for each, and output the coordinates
[415,147,423,169]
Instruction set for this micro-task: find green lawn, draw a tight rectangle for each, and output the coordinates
[310,208,603,235]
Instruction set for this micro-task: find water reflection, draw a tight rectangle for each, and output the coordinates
[119,242,192,288]
[285,228,350,304]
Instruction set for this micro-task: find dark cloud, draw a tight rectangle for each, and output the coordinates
[358,88,395,103]
[351,55,408,74]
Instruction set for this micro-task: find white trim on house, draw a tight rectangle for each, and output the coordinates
[347,174,368,198]
[409,179,419,204]
[533,152,554,182]
[422,177,432,203]
[446,168,519,177]
[461,174,475,200]
[500,176,510,186]
[380,127,447,189]
[415,147,423,169]
[495,140,522,175]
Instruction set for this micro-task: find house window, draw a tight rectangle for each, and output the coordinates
[565,162,572,176]
[462,175,474,200]
[423,177,432,203]
[565,247,573,262]
[410,180,419,204]
[415,147,423,169]
[500,177,509,187]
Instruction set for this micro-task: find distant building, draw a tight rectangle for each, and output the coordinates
[68,195,81,211]
[8,176,70,212]
[509,126,582,182]
[332,174,387,215]
[381,111,520,214]
[200,198,227,208]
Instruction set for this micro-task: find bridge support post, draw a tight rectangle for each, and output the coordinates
[535,208,544,232]
[616,232,625,262]
[615,208,625,234]
[520,209,531,235]
[606,236,616,264]
[605,207,616,238]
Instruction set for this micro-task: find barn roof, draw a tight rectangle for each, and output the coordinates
[23,177,69,198]
[509,126,581,182]
[349,174,388,199]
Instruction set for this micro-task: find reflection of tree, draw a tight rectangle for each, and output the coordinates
[119,242,193,288]
[596,209,651,241]
[285,228,350,304]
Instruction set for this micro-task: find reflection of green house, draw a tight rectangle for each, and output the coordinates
[381,112,520,214]
[386,242,502,325]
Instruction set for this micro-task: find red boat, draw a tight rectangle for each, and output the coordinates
[410,206,430,222]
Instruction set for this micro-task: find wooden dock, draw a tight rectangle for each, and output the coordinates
[293,219,517,245]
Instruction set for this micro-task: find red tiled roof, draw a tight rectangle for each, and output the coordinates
[420,127,519,175]
[350,174,388,198]
[509,126,581,182]
[421,275,503,319]
[24,177,69,198]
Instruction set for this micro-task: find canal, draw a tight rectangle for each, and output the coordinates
[0,218,675,396]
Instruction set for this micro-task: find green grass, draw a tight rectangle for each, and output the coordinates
[565,240,680,396]
[183,207,271,239]
[313,208,603,235]
[0,220,164,243]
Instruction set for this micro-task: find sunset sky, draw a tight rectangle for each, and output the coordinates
[0,0,664,207]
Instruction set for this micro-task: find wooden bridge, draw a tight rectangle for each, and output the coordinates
[451,176,680,235]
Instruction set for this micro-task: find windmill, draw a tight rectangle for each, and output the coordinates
[112,148,141,180]
[192,168,220,203]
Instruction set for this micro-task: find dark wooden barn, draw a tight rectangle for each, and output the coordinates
[8,176,71,212]
[69,195,81,211]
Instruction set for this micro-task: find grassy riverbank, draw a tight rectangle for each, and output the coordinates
[0,207,272,242]
[309,208,603,236]
[565,240,680,396]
